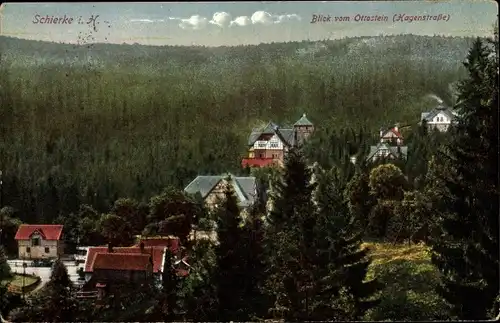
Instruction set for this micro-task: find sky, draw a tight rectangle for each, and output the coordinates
[0,1,497,46]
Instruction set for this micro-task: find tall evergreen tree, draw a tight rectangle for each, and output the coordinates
[152,248,180,321]
[308,166,380,320]
[214,177,247,321]
[240,199,271,320]
[263,147,316,320]
[0,245,11,317]
[13,259,78,322]
[428,36,499,319]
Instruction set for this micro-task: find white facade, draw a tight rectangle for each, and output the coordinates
[252,134,284,150]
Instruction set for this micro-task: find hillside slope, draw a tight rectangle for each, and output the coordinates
[0,34,473,222]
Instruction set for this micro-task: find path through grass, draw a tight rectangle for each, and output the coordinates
[362,242,450,321]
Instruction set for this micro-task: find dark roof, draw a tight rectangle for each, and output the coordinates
[184,175,257,207]
[93,253,152,271]
[15,225,64,240]
[247,123,296,147]
[294,113,313,127]
[366,142,408,161]
[421,105,457,122]
[247,114,312,147]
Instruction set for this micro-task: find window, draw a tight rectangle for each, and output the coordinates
[26,247,31,253]
[272,154,278,159]
[258,141,266,148]
[32,238,40,246]
[45,247,50,253]
[270,140,279,148]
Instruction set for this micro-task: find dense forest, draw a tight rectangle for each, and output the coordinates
[0,32,498,322]
[0,34,472,225]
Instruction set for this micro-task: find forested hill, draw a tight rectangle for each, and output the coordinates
[0,34,474,223]
[2,34,474,68]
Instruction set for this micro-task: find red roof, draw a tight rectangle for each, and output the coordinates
[85,246,165,273]
[14,224,64,240]
[382,128,403,138]
[93,252,153,271]
[241,158,276,168]
[134,237,180,253]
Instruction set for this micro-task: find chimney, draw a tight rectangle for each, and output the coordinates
[107,243,113,253]
[379,127,384,138]
[394,123,399,132]
[140,242,145,253]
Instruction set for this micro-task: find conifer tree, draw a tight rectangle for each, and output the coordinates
[240,199,271,320]
[214,177,247,321]
[152,248,180,321]
[309,166,380,320]
[263,147,316,320]
[13,259,79,322]
[428,36,499,319]
[0,245,11,317]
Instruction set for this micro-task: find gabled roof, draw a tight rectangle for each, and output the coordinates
[247,121,298,147]
[294,113,313,127]
[15,224,64,241]
[184,175,257,207]
[421,105,456,122]
[93,252,153,271]
[366,142,408,161]
[134,237,180,253]
[84,246,165,273]
[381,127,403,139]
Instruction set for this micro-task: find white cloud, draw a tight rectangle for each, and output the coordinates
[232,11,302,27]
[172,11,301,30]
[130,18,164,23]
[251,11,274,25]
[179,15,208,30]
[210,12,232,28]
[274,14,302,23]
[230,16,252,27]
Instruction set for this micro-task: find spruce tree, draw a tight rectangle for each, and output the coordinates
[13,259,79,322]
[240,200,271,320]
[263,147,316,320]
[309,166,380,320]
[0,245,11,317]
[152,248,180,321]
[214,177,247,321]
[428,36,499,319]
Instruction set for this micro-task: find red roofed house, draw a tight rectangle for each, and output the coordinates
[83,243,166,289]
[83,243,164,299]
[379,124,404,146]
[90,251,154,299]
[14,224,64,260]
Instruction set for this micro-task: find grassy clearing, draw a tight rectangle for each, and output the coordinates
[362,242,450,321]
[9,274,38,288]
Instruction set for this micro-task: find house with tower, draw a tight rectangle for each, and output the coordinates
[241,113,314,168]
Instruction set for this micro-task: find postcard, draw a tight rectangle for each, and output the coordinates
[0,1,498,322]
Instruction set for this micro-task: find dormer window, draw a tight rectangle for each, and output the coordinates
[32,237,40,246]
[257,141,266,148]
[270,139,279,148]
